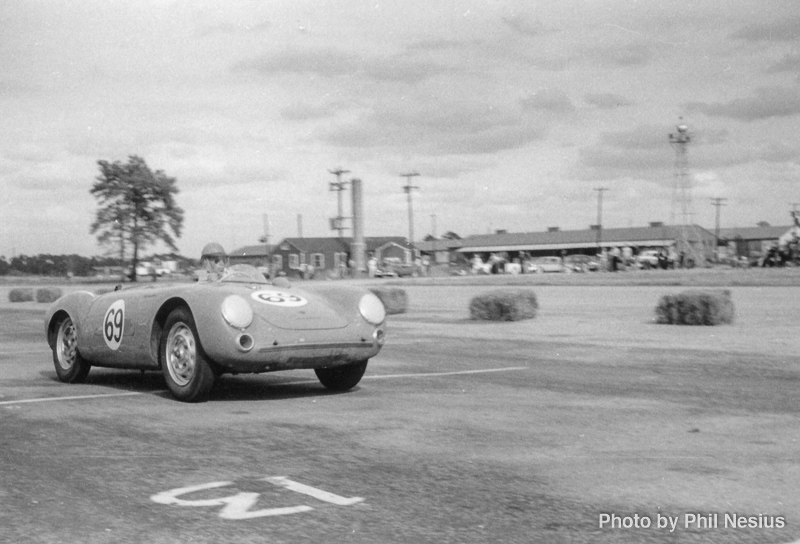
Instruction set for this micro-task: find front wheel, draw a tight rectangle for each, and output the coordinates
[315,360,368,391]
[52,315,91,383]
[160,308,216,402]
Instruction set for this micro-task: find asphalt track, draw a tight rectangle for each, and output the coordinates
[1,284,799,544]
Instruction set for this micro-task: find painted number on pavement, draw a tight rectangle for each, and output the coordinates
[251,290,308,307]
[151,476,363,520]
[103,300,125,350]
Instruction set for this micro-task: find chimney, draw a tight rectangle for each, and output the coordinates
[649,221,663,228]
[589,224,599,230]
[547,227,560,232]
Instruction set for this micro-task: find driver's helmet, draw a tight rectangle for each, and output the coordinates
[201,242,226,261]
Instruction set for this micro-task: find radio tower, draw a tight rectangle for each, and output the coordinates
[668,119,703,267]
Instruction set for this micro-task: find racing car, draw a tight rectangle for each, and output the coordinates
[44,265,386,402]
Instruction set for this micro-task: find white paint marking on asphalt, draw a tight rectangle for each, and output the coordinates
[264,476,364,506]
[364,366,527,380]
[273,366,526,386]
[152,477,361,519]
[151,481,313,519]
[0,391,144,405]
[0,349,51,356]
[0,367,526,405]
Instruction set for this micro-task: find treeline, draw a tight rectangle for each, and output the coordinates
[0,254,195,277]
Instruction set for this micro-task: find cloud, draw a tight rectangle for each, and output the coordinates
[280,102,350,122]
[766,53,800,74]
[584,42,654,67]
[686,86,800,121]
[233,48,450,84]
[502,14,546,38]
[198,20,272,37]
[521,88,575,113]
[234,49,360,78]
[730,18,800,42]
[0,79,41,96]
[321,98,544,156]
[584,92,634,109]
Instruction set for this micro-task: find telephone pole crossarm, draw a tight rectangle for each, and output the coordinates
[328,168,351,238]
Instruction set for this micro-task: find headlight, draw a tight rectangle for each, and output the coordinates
[359,293,386,325]
[221,295,254,329]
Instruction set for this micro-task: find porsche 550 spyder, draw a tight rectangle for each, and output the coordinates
[44,265,386,402]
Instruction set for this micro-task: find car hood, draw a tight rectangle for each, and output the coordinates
[244,286,350,330]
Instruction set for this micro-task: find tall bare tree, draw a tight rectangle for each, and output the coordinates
[90,156,184,281]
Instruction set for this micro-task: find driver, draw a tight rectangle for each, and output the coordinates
[197,242,229,281]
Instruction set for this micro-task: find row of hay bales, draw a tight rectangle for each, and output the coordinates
[8,287,63,304]
[370,286,735,326]
[12,285,735,326]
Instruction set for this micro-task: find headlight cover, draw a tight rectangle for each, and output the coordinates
[359,292,386,325]
[221,295,254,329]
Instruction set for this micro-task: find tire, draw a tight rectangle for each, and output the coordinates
[52,315,91,383]
[315,360,368,391]
[160,307,216,402]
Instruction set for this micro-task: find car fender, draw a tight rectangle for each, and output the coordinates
[44,291,99,349]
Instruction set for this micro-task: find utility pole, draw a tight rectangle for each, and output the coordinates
[430,214,437,239]
[594,187,609,253]
[401,172,420,247]
[328,168,350,238]
[710,197,727,261]
[262,213,270,270]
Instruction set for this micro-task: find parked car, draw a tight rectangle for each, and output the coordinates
[563,255,599,272]
[374,266,398,278]
[44,264,386,402]
[380,259,417,277]
[636,250,660,269]
[526,256,566,273]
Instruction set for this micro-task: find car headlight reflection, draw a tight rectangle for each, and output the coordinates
[359,293,386,325]
[221,295,254,329]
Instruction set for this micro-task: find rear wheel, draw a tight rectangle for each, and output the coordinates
[315,360,368,391]
[160,308,216,402]
[52,315,91,383]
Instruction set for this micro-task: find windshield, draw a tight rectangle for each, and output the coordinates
[218,264,269,284]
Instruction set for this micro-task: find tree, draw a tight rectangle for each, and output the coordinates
[90,156,184,281]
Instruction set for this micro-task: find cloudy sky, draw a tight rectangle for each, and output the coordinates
[2,0,800,259]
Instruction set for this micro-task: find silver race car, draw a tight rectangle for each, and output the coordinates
[45,265,386,402]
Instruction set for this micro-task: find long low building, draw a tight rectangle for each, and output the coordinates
[418,224,718,264]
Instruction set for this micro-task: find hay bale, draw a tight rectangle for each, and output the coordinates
[369,287,408,315]
[655,289,734,325]
[35,287,63,303]
[8,288,34,303]
[469,289,538,321]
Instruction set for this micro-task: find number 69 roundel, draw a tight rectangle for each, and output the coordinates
[103,300,125,350]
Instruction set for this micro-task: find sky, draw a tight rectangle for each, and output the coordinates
[2,0,800,259]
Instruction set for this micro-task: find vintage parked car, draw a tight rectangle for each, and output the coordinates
[563,255,599,272]
[44,264,386,402]
[526,256,566,273]
[379,259,417,277]
[635,250,660,269]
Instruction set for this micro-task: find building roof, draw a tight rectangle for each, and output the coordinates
[717,226,793,241]
[229,244,273,258]
[416,238,465,252]
[455,225,715,252]
[275,236,411,254]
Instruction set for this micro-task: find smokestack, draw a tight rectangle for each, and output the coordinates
[350,178,366,278]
